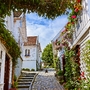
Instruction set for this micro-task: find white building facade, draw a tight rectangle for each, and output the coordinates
[0,11,27,90]
[22,36,41,71]
[71,0,90,77]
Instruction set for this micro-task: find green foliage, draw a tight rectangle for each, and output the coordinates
[80,40,90,89]
[0,0,75,19]
[64,48,80,90]
[82,40,90,75]
[42,43,53,66]
[13,81,18,88]
[22,68,30,71]
[79,79,90,90]
[14,75,17,81]
[12,75,18,88]
[55,57,60,71]
[31,68,35,71]
[57,70,63,76]
[0,18,21,66]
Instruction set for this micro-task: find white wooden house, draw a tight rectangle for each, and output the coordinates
[51,29,64,70]
[71,0,90,77]
[0,11,27,90]
[22,36,41,71]
[0,41,12,90]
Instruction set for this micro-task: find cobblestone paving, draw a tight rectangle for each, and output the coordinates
[32,69,64,90]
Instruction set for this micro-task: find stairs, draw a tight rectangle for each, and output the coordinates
[17,72,38,90]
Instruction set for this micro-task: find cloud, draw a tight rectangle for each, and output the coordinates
[26,13,68,51]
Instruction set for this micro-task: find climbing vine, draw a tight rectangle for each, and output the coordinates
[0,0,75,19]
[80,40,90,90]
[0,17,21,66]
[64,48,80,90]
[82,40,90,76]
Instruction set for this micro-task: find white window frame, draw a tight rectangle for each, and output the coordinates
[25,49,30,56]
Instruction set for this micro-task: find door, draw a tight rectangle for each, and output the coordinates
[4,54,10,90]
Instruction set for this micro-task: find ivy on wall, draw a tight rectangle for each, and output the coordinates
[80,40,90,90]
[0,17,21,66]
[64,48,80,90]
[82,40,90,75]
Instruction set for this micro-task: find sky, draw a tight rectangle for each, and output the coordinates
[26,13,68,51]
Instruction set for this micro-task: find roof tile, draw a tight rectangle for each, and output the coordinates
[24,36,37,46]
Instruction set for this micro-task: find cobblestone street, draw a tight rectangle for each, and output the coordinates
[32,68,64,90]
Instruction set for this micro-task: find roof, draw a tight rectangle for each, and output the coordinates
[24,36,37,46]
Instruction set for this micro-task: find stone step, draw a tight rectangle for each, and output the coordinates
[18,79,33,82]
[21,73,36,76]
[17,84,31,88]
[18,82,31,85]
[20,75,35,77]
[19,77,34,79]
[18,88,29,90]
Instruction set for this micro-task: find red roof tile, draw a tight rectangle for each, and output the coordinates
[24,36,37,46]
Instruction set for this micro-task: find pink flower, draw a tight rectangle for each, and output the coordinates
[74,8,79,12]
[71,15,77,19]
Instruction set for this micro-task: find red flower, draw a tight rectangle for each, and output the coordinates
[80,72,84,77]
[74,8,79,12]
[71,15,77,19]
[77,0,81,3]
[72,22,74,24]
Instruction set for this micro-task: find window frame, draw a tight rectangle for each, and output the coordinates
[25,49,30,56]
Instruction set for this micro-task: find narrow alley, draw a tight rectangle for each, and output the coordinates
[32,68,64,90]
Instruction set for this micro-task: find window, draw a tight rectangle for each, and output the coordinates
[0,50,2,59]
[25,49,30,56]
[25,49,27,56]
[28,50,30,56]
[77,21,80,30]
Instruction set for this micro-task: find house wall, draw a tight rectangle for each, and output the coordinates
[22,46,37,70]
[79,28,90,77]
[58,49,65,71]
[22,60,36,71]
[72,0,90,46]
[0,41,12,90]
[13,13,27,78]
[0,42,6,90]
[15,57,23,78]
[35,43,41,70]
[71,0,90,77]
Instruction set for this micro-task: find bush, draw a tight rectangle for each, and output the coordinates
[57,70,63,76]
[22,68,30,71]
[31,68,35,71]
[14,75,17,81]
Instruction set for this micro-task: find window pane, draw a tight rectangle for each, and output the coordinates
[28,50,30,56]
[0,51,2,59]
[25,49,27,56]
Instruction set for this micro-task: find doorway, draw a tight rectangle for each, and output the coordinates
[4,54,10,90]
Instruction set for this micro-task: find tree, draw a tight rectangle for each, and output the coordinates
[42,43,53,66]
[0,0,75,19]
